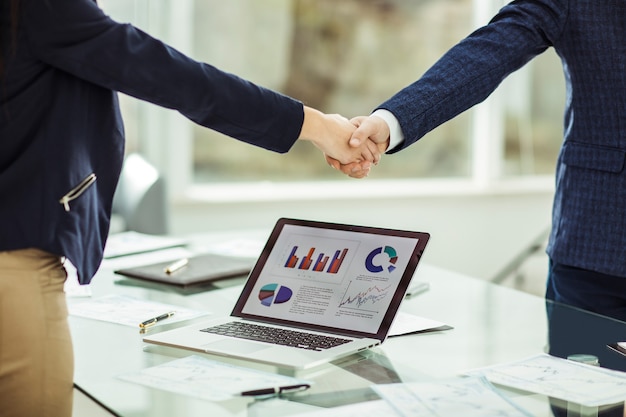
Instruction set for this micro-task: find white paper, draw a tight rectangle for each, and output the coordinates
[201,238,264,258]
[104,231,187,258]
[119,355,311,401]
[103,246,193,271]
[465,353,626,407]
[374,376,533,417]
[388,312,450,336]
[68,294,208,327]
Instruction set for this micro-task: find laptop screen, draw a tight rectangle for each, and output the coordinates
[232,218,430,341]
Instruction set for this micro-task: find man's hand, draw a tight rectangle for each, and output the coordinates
[298,107,381,166]
[326,115,391,178]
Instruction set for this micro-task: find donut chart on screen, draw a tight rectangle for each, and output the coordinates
[365,246,398,273]
[258,283,293,306]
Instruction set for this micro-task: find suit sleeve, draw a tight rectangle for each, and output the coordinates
[379,0,568,152]
[21,0,303,153]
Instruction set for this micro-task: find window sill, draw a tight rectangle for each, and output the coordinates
[179,176,554,205]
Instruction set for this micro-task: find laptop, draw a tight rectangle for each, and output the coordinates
[143,218,430,369]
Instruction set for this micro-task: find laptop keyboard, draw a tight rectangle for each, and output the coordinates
[200,321,352,351]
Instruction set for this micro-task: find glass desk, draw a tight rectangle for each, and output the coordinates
[68,238,626,417]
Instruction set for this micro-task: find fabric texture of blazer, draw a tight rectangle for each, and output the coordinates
[379,0,626,277]
[0,0,304,283]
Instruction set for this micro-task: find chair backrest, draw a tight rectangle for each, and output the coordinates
[111,153,169,235]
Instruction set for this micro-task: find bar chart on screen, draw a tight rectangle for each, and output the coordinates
[284,245,348,274]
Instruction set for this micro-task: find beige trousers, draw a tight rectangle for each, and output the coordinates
[0,249,73,417]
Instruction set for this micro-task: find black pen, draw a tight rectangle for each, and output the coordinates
[240,383,310,397]
[139,311,175,329]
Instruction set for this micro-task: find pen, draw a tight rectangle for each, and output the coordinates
[607,342,626,357]
[240,383,310,397]
[164,258,188,274]
[405,281,430,299]
[139,311,175,329]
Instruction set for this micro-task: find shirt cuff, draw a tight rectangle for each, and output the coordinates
[371,109,405,152]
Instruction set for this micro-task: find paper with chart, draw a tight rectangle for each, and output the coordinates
[465,353,626,407]
[373,376,532,417]
[119,355,311,401]
[68,294,208,327]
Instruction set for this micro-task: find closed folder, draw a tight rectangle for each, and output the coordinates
[114,253,254,287]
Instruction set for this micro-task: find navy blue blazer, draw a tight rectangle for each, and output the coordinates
[0,0,304,283]
[379,0,626,277]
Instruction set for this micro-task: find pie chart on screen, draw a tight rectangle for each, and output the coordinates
[259,283,293,306]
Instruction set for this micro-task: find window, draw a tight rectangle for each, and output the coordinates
[100,0,563,197]
[189,0,476,182]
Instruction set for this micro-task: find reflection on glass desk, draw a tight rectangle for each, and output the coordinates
[68,238,626,417]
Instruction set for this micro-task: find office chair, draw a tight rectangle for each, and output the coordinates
[111,153,169,235]
[490,226,550,288]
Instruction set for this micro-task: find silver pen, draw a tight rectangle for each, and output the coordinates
[405,281,430,298]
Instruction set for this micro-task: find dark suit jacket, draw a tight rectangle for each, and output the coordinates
[379,0,626,277]
[0,0,304,283]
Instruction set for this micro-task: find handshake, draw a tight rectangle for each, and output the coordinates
[299,106,392,179]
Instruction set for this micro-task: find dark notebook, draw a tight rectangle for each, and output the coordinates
[114,253,254,287]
